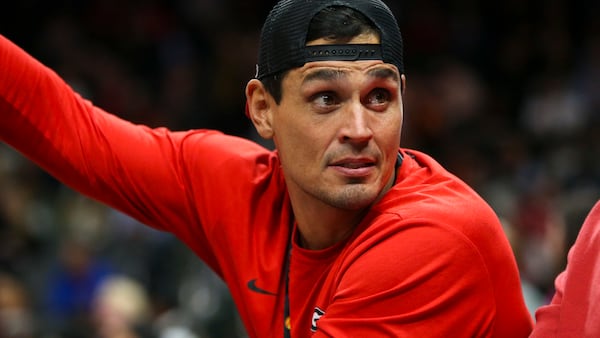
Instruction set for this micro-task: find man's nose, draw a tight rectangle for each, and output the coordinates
[339,101,373,145]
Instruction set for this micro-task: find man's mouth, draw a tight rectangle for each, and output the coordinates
[337,162,374,169]
[329,158,376,177]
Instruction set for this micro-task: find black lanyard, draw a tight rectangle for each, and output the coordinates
[283,233,292,337]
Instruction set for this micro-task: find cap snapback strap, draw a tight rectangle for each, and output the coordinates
[304,43,382,62]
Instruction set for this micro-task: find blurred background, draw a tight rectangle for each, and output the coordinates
[0,0,599,337]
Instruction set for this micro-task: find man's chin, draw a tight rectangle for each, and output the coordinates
[327,185,379,210]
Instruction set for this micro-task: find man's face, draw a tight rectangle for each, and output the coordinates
[271,35,404,211]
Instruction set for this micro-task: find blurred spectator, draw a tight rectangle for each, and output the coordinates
[43,238,114,337]
[92,275,153,338]
[0,273,36,338]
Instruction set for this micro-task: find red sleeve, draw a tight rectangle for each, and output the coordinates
[0,34,195,229]
[531,201,600,337]
[529,272,565,337]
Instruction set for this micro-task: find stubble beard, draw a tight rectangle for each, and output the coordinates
[313,182,378,211]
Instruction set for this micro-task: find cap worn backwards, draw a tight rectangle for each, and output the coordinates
[256,0,404,80]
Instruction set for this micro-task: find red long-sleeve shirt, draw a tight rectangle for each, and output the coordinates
[531,201,600,337]
[0,34,533,337]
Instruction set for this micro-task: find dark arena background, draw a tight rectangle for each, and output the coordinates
[0,0,599,337]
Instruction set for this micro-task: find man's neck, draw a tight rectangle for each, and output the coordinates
[292,200,367,250]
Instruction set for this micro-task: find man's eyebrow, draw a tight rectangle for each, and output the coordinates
[302,69,347,85]
[301,66,399,85]
[366,67,399,82]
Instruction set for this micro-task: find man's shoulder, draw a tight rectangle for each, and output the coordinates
[381,148,495,221]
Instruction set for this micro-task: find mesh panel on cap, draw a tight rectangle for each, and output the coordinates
[256,0,404,79]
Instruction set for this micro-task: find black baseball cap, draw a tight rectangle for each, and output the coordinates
[255,0,404,79]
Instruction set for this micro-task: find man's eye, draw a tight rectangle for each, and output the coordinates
[367,89,391,105]
[313,93,339,107]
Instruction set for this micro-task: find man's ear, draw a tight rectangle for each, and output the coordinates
[401,74,407,95]
[245,79,274,139]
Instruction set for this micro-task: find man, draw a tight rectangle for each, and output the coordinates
[531,201,600,337]
[0,0,533,336]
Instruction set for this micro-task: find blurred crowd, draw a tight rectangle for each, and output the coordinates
[0,0,599,337]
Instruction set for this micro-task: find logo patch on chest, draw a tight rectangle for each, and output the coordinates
[311,307,325,332]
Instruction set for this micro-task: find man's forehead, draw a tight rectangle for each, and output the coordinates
[297,61,400,83]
